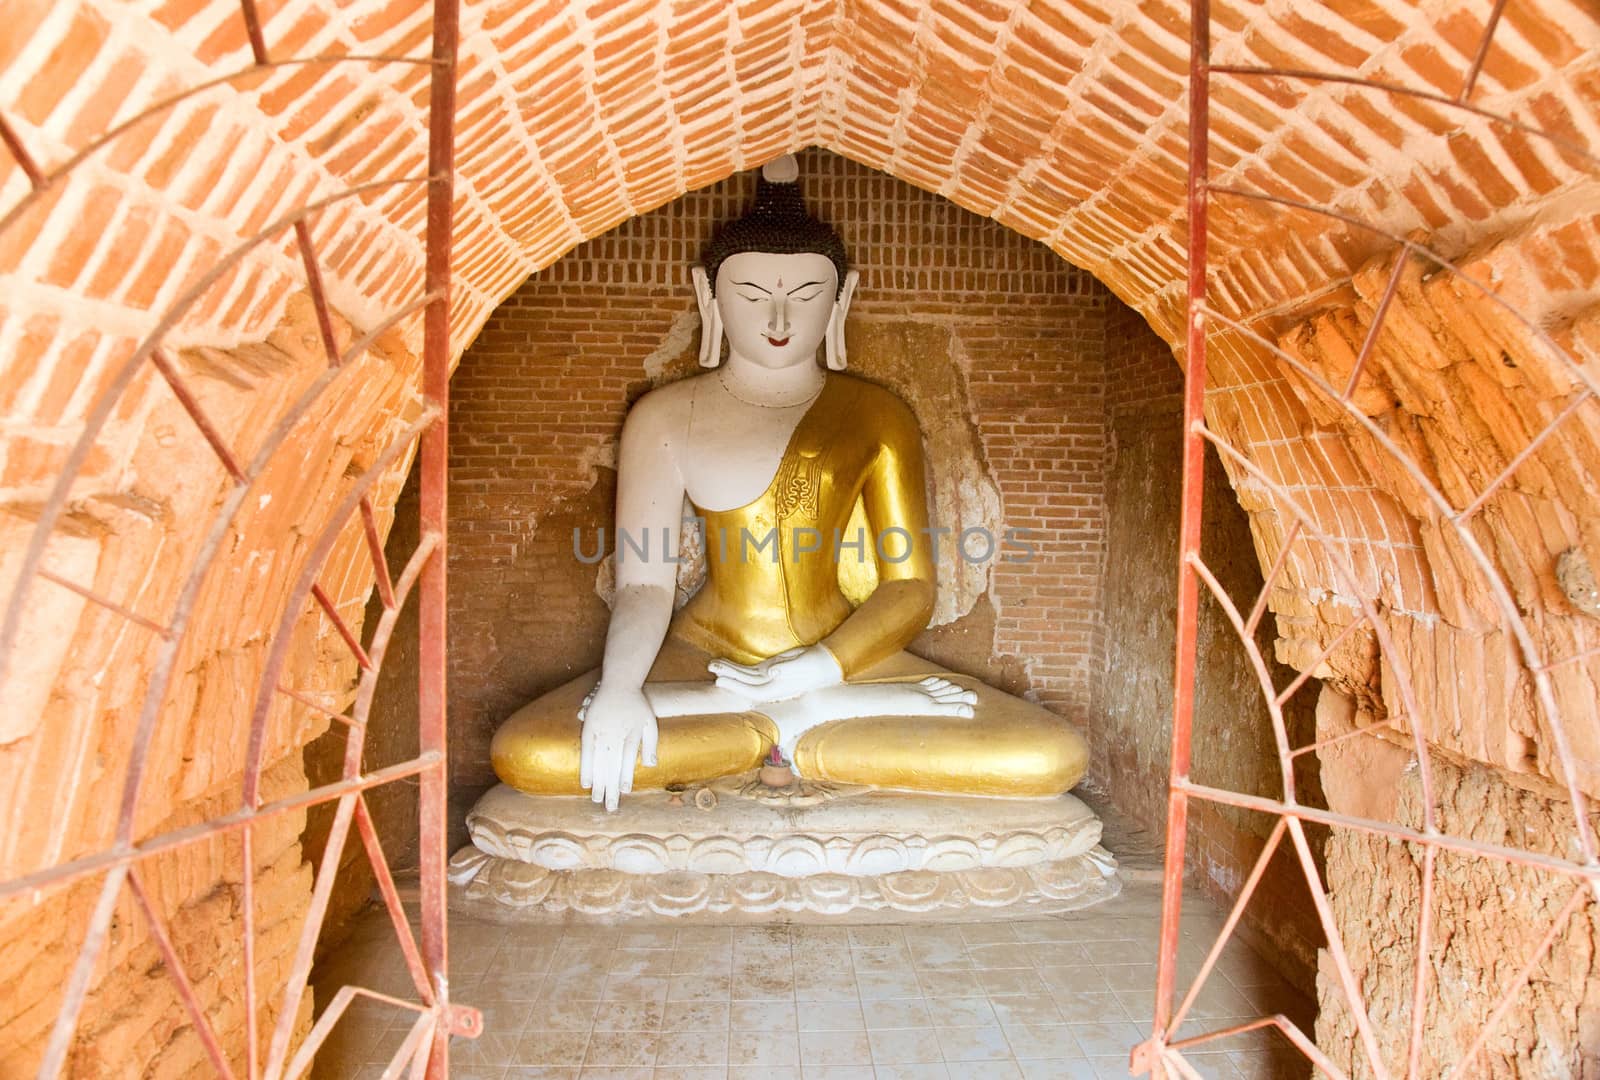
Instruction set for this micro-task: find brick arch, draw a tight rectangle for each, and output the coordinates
[2,0,1599,1073]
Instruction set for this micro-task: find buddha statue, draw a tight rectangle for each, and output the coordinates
[490,156,1089,811]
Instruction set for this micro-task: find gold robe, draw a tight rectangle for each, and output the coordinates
[491,373,1088,797]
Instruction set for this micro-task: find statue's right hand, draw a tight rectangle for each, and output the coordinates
[579,684,659,812]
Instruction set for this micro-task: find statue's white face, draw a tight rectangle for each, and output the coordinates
[714,251,839,369]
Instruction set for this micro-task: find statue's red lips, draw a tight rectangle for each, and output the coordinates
[766,335,790,347]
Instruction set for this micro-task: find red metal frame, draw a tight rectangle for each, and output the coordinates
[1144,2,1600,1078]
[0,2,474,1077]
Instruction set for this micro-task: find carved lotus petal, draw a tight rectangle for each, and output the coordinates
[686,836,751,875]
[844,836,910,876]
[447,847,490,886]
[494,861,555,906]
[729,872,788,912]
[799,874,860,916]
[649,871,711,914]
[569,869,631,914]
[611,835,672,874]
[958,868,1027,906]
[513,831,582,869]
[766,835,829,877]
[990,832,1048,867]
[877,870,947,910]
[920,838,982,872]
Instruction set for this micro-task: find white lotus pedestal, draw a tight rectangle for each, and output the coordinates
[447,773,1121,921]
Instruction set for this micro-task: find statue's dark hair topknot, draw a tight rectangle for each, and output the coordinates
[701,175,849,294]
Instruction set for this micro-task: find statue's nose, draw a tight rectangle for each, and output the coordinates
[768,294,790,336]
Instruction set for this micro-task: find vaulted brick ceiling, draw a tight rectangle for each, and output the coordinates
[5,0,1595,366]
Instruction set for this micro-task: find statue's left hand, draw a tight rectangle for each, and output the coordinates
[708,645,844,703]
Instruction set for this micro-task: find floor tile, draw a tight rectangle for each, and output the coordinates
[1002,1023,1083,1060]
[513,1030,590,1067]
[312,867,1316,1080]
[654,1029,729,1067]
[583,1031,658,1068]
[592,1000,665,1032]
[730,999,797,1030]
[660,1001,729,1032]
[728,1067,800,1080]
[729,1030,801,1067]
[799,1029,873,1066]
[865,1026,941,1065]
[872,1065,949,1080]
[861,998,931,1029]
[1067,1021,1145,1058]
[988,994,1063,1029]
[934,1024,1011,1062]
[924,996,997,1027]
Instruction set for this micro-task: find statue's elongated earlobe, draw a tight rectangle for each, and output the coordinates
[691,266,722,368]
[824,269,859,372]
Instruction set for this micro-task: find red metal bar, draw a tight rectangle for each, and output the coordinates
[1447,886,1588,1077]
[151,348,250,484]
[1285,818,1391,1077]
[0,111,45,188]
[37,568,172,638]
[312,582,374,669]
[276,684,355,726]
[0,57,435,242]
[1168,1015,1348,1079]
[355,794,435,1004]
[1166,817,1287,1035]
[239,0,270,65]
[1208,66,1600,168]
[129,868,238,1079]
[1538,643,1600,673]
[1404,844,1437,1079]
[1458,0,1509,103]
[1453,388,1594,524]
[339,292,444,367]
[1176,779,1600,881]
[1152,3,1210,1072]
[418,3,460,1075]
[0,752,441,902]
[292,221,345,368]
[1288,714,1405,759]
[1243,521,1300,639]
[0,177,432,697]
[361,496,398,609]
[1343,251,1408,403]
[35,867,128,1079]
[1273,613,1370,709]
[1188,553,1297,799]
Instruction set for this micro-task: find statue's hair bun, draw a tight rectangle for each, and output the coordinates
[701,156,849,294]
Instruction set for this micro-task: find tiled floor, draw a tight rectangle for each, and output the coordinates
[311,872,1312,1080]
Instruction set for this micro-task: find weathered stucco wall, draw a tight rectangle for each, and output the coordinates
[1316,689,1600,1077]
[1099,301,1325,984]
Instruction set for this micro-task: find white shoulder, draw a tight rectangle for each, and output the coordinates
[623,376,698,438]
